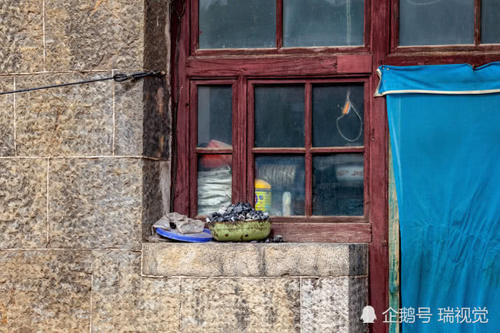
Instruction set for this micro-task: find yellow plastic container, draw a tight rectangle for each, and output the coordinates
[255,179,271,213]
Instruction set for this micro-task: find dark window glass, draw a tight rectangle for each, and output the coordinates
[199,0,276,49]
[313,154,364,216]
[284,0,364,47]
[255,85,305,147]
[399,0,474,46]
[197,86,232,147]
[255,155,305,216]
[198,155,232,216]
[313,84,364,147]
[481,0,500,44]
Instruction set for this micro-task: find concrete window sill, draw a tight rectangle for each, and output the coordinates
[142,242,368,278]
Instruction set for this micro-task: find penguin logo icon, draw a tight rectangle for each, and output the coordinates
[360,305,377,324]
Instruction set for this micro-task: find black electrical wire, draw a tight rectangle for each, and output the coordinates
[0,71,164,96]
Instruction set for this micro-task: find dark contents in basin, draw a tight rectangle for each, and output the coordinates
[206,202,269,224]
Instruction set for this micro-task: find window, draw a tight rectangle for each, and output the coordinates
[190,80,368,220]
[193,0,368,53]
[394,0,500,48]
[172,0,375,240]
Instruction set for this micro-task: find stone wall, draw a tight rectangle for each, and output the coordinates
[0,1,369,332]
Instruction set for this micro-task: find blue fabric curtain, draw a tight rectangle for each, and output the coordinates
[378,64,500,333]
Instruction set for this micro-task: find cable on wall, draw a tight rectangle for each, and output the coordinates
[0,71,165,96]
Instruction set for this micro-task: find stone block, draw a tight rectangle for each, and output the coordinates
[0,250,92,332]
[48,158,142,249]
[0,0,44,73]
[301,277,369,333]
[91,250,180,333]
[114,76,143,156]
[142,243,262,277]
[180,278,300,333]
[45,0,144,71]
[0,77,14,156]
[348,277,369,333]
[0,158,47,249]
[349,243,369,276]
[142,159,169,240]
[144,0,169,72]
[263,243,351,277]
[15,73,113,156]
[143,77,170,159]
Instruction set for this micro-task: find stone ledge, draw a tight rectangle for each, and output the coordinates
[142,243,368,277]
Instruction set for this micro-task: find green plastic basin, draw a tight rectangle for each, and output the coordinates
[209,220,271,242]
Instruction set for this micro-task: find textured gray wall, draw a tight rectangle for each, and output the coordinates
[0,1,368,332]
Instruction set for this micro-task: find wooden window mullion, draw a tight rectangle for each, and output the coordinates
[276,0,284,49]
[475,0,481,46]
[233,77,247,203]
[191,0,199,54]
[189,81,198,217]
[305,83,313,217]
[231,80,240,203]
[247,83,256,205]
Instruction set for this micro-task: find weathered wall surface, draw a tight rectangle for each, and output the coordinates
[0,1,368,332]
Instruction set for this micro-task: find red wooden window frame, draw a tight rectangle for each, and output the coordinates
[191,0,372,56]
[188,78,370,221]
[390,0,500,55]
[245,79,370,222]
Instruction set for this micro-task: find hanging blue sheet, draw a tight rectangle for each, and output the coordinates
[378,63,500,333]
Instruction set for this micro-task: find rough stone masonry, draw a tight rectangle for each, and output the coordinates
[0,1,368,332]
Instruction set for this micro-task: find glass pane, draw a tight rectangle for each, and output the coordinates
[482,0,500,44]
[255,156,305,216]
[255,86,304,147]
[399,0,474,46]
[198,155,232,216]
[313,84,364,147]
[197,86,232,147]
[284,0,364,47]
[199,0,276,49]
[313,154,363,216]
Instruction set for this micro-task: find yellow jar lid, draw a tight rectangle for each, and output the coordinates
[255,179,271,190]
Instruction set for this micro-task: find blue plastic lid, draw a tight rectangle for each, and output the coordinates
[155,228,213,243]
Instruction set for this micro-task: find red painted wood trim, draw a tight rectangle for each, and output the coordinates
[172,0,191,215]
[276,0,283,49]
[190,0,198,54]
[370,0,390,332]
[235,76,248,202]
[390,0,399,52]
[191,79,235,85]
[363,78,371,219]
[189,81,198,216]
[475,0,481,46]
[231,80,239,203]
[186,55,373,77]
[251,147,305,154]
[271,216,367,223]
[385,53,500,67]
[364,0,373,50]
[310,146,365,154]
[247,82,256,205]
[305,82,312,217]
[247,78,368,85]
[193,46,369,57]
[196,148,233,154]
[272,222,372,243]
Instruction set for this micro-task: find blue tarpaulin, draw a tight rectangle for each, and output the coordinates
[377,64,500,332]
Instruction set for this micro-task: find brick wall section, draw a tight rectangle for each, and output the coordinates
[0,1,369,332]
